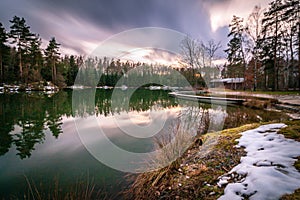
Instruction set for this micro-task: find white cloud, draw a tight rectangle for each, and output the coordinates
[31,11,113,55]
[205,0,272,32]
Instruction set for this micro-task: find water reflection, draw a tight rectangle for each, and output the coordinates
[0,89,288,160]
[0,89,289,198]
[0,89,178,159]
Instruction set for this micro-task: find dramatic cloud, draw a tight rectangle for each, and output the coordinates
[0,0,269,59]
[204,0,272,32]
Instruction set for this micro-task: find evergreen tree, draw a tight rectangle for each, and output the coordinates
[66,55,79,86]
[225,15,247,81]
[44,37,60,85]
[28,34,43,82]
[9,16,33,82]
[281,0,300,90]
[261,0,284,90]
[0,22,8,83]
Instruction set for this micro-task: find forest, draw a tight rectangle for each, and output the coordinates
[0,0,299,90]
[223,0,300,91]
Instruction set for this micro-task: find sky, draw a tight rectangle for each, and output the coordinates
[0,0,271,64]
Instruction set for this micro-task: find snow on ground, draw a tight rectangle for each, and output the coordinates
[218,123,300,200]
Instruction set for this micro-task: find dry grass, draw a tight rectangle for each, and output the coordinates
[124,123,261,200]
[278,120,300,200]
[124,120,196,200]
[243,99,272,109]
[278,120,300,142]
[124,119,300,199]
[22,175,108,200]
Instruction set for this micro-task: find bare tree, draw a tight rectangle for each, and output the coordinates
[246,5,264,91]
[206,39,222,68]
[180,36,201,69]
[180,36,222,84]
[180,36,205,85]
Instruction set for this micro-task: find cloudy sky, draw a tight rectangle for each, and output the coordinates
[0,0,271,63]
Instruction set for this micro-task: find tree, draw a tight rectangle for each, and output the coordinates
[180,36,206,86]
[0,22,8,83]
[225,15,247,84]
[206,39,222,68]
[281,0,300,90]
[246,5,264,90]
[45,37,60,85]
[66,55,79,86]
[203,40,222,80]
[9,16,33,82]
[28,34,43,82]
[261,0,284,90]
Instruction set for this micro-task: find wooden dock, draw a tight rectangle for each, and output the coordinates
[169,92,245,105]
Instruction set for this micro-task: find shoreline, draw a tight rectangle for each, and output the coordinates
[125,120,300,199]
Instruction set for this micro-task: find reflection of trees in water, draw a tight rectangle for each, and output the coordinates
[224,106,287,129]
[0,89,178,158]
[0,92,70,158]
[0,89,287,159]
[94,89,178,116]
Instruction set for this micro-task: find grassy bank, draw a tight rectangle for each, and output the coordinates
[279,120,300,200]
[125,120,300,200]
[221,89,300,96]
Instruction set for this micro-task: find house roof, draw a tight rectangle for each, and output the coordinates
[210,78,244,83]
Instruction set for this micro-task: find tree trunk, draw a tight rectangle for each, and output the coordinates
[254,54,257,91]
[0,52,3,83]
[289,34,294,90]
[53,61,57,84]
[19,51,22,82]
[298,22,300,91]
[274,20,278,91]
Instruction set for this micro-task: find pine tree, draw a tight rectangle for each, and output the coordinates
[0,22,8,83]
[45,37,60,85]
[66,55,79,86]
[28,34,43,82]
[281,0,300,90]
[261,0,284,90]
[225,15,247,82]
[9,16,33,82]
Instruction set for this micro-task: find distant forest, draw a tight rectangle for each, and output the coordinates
[0,0,299,90]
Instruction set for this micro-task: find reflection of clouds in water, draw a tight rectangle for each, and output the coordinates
[41,117,83,155]
[100,106,181,138]
[209,105,227,130]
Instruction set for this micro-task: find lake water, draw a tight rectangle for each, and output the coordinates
[0,89,287,198]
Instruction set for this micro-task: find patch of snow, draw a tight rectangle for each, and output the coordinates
[218,123,300,200]
[149,86,162,90]
[121,85,128,90]
[44,86,56,90]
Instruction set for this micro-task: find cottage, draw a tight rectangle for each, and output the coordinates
[210,78,244,90]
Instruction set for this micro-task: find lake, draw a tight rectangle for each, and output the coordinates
[0,89,287,198]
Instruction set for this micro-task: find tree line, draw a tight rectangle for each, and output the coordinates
[223,0,300,91]
[0,16,81,87]
[0,16,207,89]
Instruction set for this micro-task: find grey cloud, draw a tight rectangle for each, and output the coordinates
[0,0,225,55]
